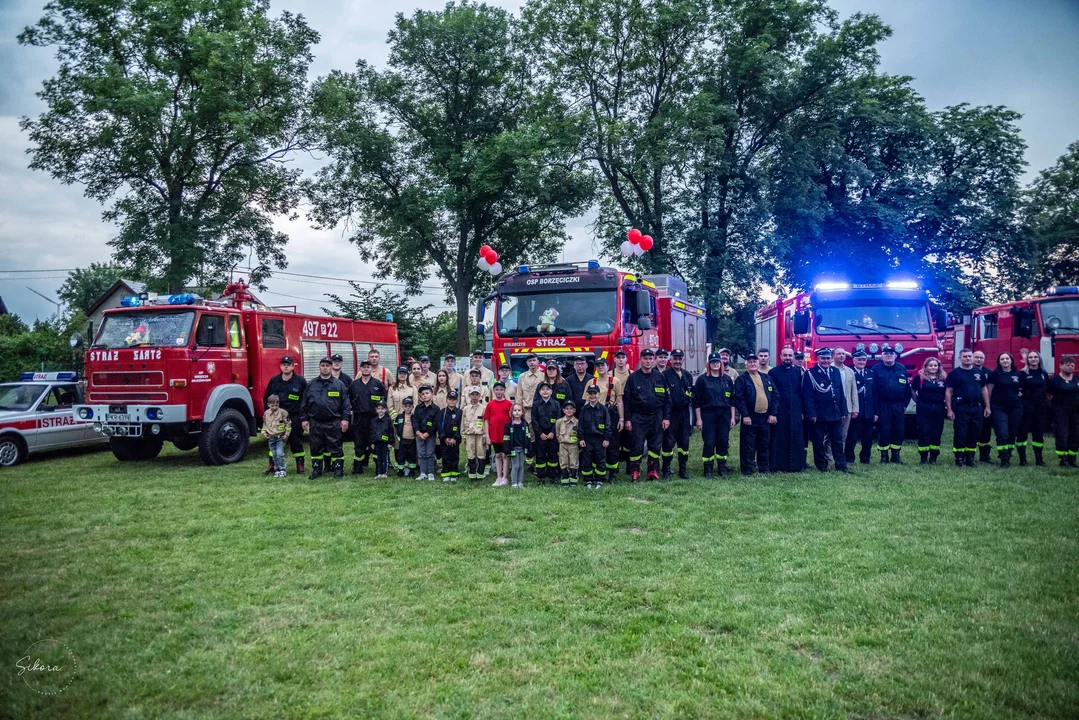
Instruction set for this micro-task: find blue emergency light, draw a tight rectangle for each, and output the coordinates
[1048,286,1078,296]
[167,293,198,304]
[517,265,530,274]
[587,259,601,270]
[814,281,850,292]
[886,280,919,290]
[120,296,141,307]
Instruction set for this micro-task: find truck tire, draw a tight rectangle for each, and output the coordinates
[0,434,27,468]
[110,436,164,462]
[198,409,249,466]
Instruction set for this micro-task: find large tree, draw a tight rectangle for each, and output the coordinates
[19,0,318,291]
[306,2,594,354]
[1025,141,1079,288]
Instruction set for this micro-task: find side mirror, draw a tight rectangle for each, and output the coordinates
[475,322,486,338]
[793,311,810,335]
[932,306,949,333]
[1015,308,1035,338]
[635,291,651,319]
[637,317,652,331]
[69,333,85,348]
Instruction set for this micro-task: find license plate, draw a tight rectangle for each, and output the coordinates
[107,413,132,422]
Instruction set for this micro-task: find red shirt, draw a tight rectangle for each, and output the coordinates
[482,398,514,444]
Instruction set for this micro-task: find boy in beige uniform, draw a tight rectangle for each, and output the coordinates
[556,401,580,486]
[592,358,625,480]
[517,353,544,422]
[462,386,487,480]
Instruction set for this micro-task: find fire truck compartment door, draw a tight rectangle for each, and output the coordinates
[203,385,254,429]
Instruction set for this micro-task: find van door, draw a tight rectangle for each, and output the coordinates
[192,313,229,420]
[227,314,248,391]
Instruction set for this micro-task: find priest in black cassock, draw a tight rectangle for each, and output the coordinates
[769,347,806,472]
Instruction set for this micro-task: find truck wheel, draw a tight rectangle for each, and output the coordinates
[198,409,249,466]
[110,436,164,462]
[0,434,27,467]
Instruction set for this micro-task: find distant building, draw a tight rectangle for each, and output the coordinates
[0,296,8,316]
[86,279,146,336]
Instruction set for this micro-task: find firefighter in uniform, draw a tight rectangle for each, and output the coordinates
[846,350,874,465]
[349,359,387,475]
[802,348,853,473]
[1048,355,1079,467]
[945,348,990,468]
[578,385,612,488]
[694,352,736,479]
[301,357,351,479]
[623,348,671,482]
[870,345,911,464]
[330,353,353,392]
[263,355,308,475]
[612,350,633,474]
[662,349,694,479]
[592,358,624,483]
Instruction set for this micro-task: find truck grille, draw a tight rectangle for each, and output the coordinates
[91,371,165,387]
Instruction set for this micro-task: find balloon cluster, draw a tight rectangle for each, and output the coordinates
[477,245,502,275]
[620,228,654,257]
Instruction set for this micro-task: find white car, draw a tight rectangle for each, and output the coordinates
[0,373,108,467]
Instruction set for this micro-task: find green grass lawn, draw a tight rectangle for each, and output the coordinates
[2,429,1078,719]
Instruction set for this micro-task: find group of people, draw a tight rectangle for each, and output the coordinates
[257,342,1079,484]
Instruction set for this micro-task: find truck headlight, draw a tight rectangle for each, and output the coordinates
[78,407,93,420]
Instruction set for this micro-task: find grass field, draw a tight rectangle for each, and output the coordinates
[2,429,1078,719]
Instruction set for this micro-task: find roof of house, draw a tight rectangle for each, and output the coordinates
[0,296,8,316]
[86,279,147,316]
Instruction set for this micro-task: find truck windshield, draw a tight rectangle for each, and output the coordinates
[0,383,46,412]
[1039,299,1079,333]
[815,304,931,336]
[94,311,196,348]
[498,291,617,335]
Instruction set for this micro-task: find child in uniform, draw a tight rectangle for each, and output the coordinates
[437,390,463,481]
[262,394,291,477]
[556,401,580,486]
[413,385,439,481]
[504,404,531,489]
[394,396,418,476]
[578,385,612,489]
[370,402,393,478]
[532,382,560,484]
[462,386,488,480]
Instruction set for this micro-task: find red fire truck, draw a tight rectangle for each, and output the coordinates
[74,281,399,465]
[477,260,707,376]
[951,286,1079,372]
[755,280,950,379]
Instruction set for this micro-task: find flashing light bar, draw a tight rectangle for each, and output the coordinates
[814,282,850,292]
[587,259,601,270]
[121,293,203,307]
[517,265,530,274]
[886,280,920,290]
[20,371,78,382]
[1048,286,1078,296]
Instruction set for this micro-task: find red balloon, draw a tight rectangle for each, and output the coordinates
[640,235,654,251]
[479,245,493,257]
[627,228,642,244]
[487,250,499,263]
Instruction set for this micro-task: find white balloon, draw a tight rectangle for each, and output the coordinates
[490,262,503,275]
[620,240,633,256]
[478,257,490,270]
[633,244,646,256]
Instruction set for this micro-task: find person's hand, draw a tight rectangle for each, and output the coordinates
[742,416,752,425]
[984,407,991,418]
[617,420,624,430]
[852,412,858,419]
[947,409,955,420]
[341,420,349,432]
[767,415,777,425]
[874,415,879,422]
[624,421,632,432]
[602,440,609,448]
[579,440,586,448]
[662,419,670,430]
[696,420,703,430]
[730,418,737,429]
[302,421,309,431]
[283,433,289,440]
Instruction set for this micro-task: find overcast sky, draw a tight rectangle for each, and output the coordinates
[1,0,1077,322]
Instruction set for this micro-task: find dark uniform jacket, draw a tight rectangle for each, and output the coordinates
[911,375,946,407]
[663,368,694,412]
[503,421,532,449]
[733,372,779,417]
[437,407,463,442]
[334,372,353,392]
[264,372,308,417]
[534,380,571,408]
[853,367,875,417]
[411,402,440,437]
[870,362,912,405]
[577,402,612,440]
[370,415,394,445]
[301,376,351,422]
[349,377,387,417]
[624,368,672,419]
[801,365,847,422]
[533,397,561,438]
[565,373,593,411]
[693,373,734,411]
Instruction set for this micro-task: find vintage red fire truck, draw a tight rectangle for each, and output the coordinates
[74,281,399,465]
[949,286,1079,371]
[477,260,708,376]
[755,280,950,379]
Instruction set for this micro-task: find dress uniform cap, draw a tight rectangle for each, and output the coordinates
[814,348,833,359]
[852,350,868,359]
[794,351,805,360]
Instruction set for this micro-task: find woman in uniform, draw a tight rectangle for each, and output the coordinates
[535,362,570,409]
[1017,350,1049,466]
[1048,355,1079,467]
[987,352,1022,469]
[911,358,947,465]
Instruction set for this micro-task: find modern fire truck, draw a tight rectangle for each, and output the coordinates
[950,286,1079,372]
[74,281,399,465]
[477,260,708,377]
[755,280,950,379]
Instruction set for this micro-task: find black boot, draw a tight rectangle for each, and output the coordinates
[890,449,904,465]
[308,459,323,480]
[955,454,965,468]
[352,459,363,475]
[1017,446,1028,466]
[570,469,579,487]
[929,450,939,465]
[295,457,305,475]
[879,450,889,464]
[967,452,978,468]
[678,459,689,479]
[999,449,1010,469]
[1060,455,1070,468]
[661,456,672,481]
[333,459,344,479]
[979,446,992,464]
[919,450,928,465]
[702,461,713,479]
[1033,447,1045,466]
[718,461,729,480]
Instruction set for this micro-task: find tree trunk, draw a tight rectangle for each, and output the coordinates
[455,284,474,356]
[164,188,187,293]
